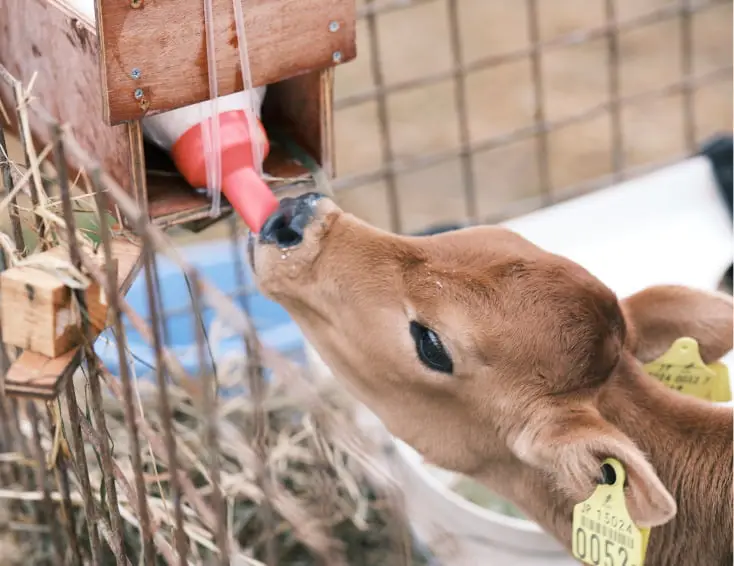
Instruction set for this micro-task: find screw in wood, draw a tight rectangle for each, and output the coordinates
[134,88,144,100]
[130,68,141,80]
[332,51,343,63]
[329,21,340,32]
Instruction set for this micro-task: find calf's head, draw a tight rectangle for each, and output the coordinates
[250,193,731,529]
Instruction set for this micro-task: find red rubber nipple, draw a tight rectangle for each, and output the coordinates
[170,110,279,232]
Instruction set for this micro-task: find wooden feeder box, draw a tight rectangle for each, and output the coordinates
[0,0,356,228]
[1,239,142,399]
[0,0,355,398]
[0,248,112,359]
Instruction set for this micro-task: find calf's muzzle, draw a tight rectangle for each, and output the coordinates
[258,192,325,248]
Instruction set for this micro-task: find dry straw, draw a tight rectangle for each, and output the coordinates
[0,73,437,565]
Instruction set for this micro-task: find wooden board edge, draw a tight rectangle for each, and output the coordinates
[98,0,356,124]
[49,0,96,30]
[3,238,143,399]
[0,0,133,196]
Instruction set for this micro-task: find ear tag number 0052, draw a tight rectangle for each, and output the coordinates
[572,458,650,566]
[643,337,731,402]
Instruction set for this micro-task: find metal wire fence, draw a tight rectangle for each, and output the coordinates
[332,0,732,233]
[0,66,419,565]
[0,1,731,564]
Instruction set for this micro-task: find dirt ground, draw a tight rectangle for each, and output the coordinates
[333,0,733,233]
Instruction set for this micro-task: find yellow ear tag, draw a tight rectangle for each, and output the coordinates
[642,337,720,401]
[572,458,650,566]
[707,361,732,403]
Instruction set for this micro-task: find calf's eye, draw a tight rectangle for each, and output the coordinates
[409,321,454,374]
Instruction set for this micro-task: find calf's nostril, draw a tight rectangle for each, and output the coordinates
[259,209,303,248]
[259,194,320,248]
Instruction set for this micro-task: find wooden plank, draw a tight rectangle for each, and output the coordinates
[0,0,132,193]
[262,69,334,176]
[0,249,113,358]
[4,238,142,399]
[95,0,356,124]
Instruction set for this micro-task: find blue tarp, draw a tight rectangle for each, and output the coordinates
[94,239,306,382]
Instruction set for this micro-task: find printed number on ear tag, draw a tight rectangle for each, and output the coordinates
[643,337,730,402]
[572,458,650,566]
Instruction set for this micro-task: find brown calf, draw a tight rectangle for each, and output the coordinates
[249,193,733,566]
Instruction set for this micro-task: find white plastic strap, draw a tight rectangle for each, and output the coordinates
[232,0,266,178]
[200,0,267,219]
[202,0,222,217]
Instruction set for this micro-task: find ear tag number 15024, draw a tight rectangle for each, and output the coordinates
[643,337,731,402]
[572,458,650,566]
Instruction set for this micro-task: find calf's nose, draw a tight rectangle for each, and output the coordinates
[259,192,325,248]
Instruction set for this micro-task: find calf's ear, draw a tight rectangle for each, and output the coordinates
[511,409,677,528]
[621,285,733,364]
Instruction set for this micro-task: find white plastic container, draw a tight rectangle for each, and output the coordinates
[394,440,577,566]
[141,88,266,152]
[141,87,278,233]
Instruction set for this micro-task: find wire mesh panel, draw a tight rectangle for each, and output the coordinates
[332,0,733,233]
[0,1,731,564]
[0,69,428,566]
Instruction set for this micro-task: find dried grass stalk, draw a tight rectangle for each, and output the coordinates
[0,74,435,566]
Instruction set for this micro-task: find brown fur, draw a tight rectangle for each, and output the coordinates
[251,198,734,566]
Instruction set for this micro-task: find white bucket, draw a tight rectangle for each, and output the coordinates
[392,439,577,566]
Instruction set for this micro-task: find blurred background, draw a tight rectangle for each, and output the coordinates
[332,0,732,233]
